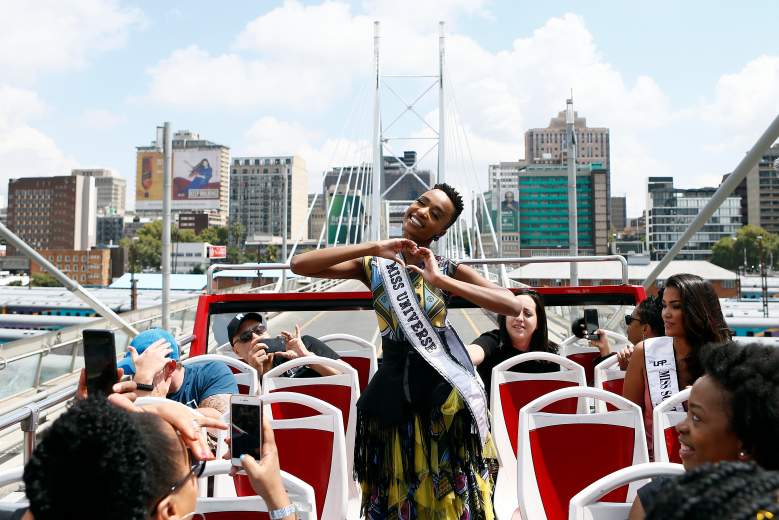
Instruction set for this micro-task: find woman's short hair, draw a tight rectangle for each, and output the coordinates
[700,341,779,470]
[636,292,664,337]
[645,461,779,520]
[23,397,184,519]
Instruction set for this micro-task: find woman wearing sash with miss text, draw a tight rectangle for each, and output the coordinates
[291,183,522,519]
[622,273,731,457]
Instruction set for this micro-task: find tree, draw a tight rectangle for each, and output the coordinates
[257,244,278,263]
[709,225,779,272]
[31,273,60,287]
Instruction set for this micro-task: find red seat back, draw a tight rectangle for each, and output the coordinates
[499,379,579,456]
[567,351,600,386]
[229,365,251,395]
[529,423,636,519]
[664,426,682,464]
[602,378,625,412]
[269,384,352,434]
[237,427,334,519]
[340,356,371,392]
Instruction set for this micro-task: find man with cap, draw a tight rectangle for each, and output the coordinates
[227,312,341,377]
[118,328,238,418]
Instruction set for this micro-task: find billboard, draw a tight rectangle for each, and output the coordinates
[207,245,227,259]
[172,149,222,210]
[327,194,363,245]
[135,151,164,210]
[495,186,519,233]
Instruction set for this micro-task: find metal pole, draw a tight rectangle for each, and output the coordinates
[0,222,138,336]
[282,170,288,292]
[566,98,579,285]
[161,122,172,331]
[438,21,445,186]
[644,113,779,289]
[371,21,382,242]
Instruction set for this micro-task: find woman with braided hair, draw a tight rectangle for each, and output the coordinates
[643,461,779,520]
[628,340,779,519]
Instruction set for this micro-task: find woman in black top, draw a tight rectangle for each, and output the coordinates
[467,289,559,403]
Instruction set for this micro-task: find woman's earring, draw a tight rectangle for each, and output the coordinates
[738,450,749,460]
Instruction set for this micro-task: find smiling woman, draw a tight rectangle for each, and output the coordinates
[622,273,731,457]
[290,183,524,519]
[467,289,560,403]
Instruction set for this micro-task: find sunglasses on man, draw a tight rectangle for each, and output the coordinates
[237,324,267,344]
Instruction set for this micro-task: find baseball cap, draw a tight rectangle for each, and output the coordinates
[226,312,265,345]
[117,328,179,376]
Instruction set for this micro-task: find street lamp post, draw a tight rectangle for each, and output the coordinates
[129,237,139,311]
[758,235,768,318]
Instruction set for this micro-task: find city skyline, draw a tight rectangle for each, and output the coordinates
[2,0,778,218]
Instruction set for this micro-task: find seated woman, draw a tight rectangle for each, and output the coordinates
[623,273,731,455]
[467,289,559,403]
[628,340,779,519]
[643,461,779,520]
[588,293,664,369]
[19,396,297,520]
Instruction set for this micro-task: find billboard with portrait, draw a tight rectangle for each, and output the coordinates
[135,151,164,210]
[497,186,519,233]
[172,149,222,210]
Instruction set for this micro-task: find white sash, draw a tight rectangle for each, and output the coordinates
[378,258,490,446]
[644,336,684,411]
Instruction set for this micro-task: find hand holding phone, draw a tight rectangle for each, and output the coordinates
[231,395,262,467]
[584,309,600,341]
[83,329,118,397]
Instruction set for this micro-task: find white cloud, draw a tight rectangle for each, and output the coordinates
[0,0,145,82]
[80,109,126,130]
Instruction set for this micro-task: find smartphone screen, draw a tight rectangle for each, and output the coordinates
[231,397,262,466]
[83,329,118,397]
[584,309,600,339]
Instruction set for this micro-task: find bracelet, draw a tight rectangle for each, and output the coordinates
[135,383,155,391]
[269,503,296,519]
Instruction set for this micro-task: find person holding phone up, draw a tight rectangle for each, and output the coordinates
[227,312,341,377]
[117,328,238,418]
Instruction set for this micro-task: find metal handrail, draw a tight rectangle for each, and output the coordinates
[207,263,291,294]
[0,336,195,463]
[459,255,630,285]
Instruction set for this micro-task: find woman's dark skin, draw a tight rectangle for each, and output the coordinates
[290,188,522,317]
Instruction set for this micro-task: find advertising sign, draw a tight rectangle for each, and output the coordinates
[496,186,519,233]
[207,245,227,259]
[327,194,363,245]
[172,149,221,210]
[135,151,164,210]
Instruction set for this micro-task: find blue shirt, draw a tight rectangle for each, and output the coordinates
[167,361,238,408]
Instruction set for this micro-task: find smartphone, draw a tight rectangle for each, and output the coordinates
[584,309,600,341]
[231,395,262,467]
[82,329,118,397]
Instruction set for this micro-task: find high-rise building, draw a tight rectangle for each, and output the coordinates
[721,142,779,233]
[525,111,610,169]
[7,176,96,254]
[96,215,124,246]
[307,194,326,241]
[71,168,126,215]
[611,196,627,232]
[480,162,609,256]
[229,156,307,242]
[324,151,432,202]
[135,130,230,226]
[647,177,741,260]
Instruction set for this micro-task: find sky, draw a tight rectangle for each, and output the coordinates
[2,0,778,219]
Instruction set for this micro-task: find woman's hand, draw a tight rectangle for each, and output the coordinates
[372,239,418,267]
[407,247,442,286]
[238,417,295,515]
[588,329,611,356]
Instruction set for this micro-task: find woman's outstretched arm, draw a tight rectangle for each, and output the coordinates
[289,239,418,284]
[408,248,522,317]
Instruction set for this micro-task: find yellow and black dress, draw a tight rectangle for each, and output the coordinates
[355,255,495,520]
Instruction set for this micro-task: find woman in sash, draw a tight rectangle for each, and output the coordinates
[290,183,523,519]
[622,273,730,455]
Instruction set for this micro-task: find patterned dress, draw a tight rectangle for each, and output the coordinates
[354,256,496,520]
